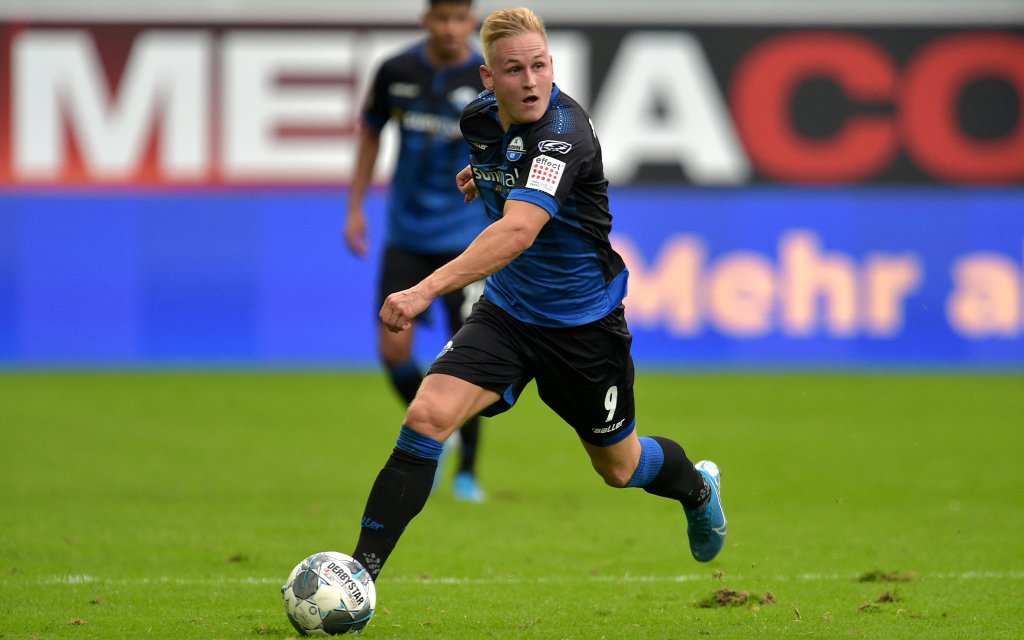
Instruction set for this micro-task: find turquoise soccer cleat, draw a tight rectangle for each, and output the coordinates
[685,460,727,562]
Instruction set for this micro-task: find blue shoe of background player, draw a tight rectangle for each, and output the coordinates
[453,471,486,503]
[685,460,727,562]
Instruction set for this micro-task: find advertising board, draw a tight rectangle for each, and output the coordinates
[0,13,1020,368]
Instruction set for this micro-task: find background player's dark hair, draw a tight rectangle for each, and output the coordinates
[429,0,472,7]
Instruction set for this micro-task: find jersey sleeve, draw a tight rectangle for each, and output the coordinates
[362,62,392,132]
[507,124,596,217]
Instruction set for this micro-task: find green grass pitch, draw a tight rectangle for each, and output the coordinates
[1,371,1022,639]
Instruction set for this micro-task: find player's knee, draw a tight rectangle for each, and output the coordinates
[379,344,412,368]
[593,461,635,489]
[405,395,458,441]
[378,332,412,367]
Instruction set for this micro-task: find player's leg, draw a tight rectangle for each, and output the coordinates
[581,432,707,505]
[379,319,456,496]
[452,418,484,501]
[533,306,726,562]
[582,433,726,562]
[379,323,419,403]
[441,279,487,502]
[353,300,530,579]
[377,246,429,404]
[353,374,499,580]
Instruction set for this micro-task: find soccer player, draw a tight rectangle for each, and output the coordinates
[352,6,726,580]
[344,0,488,502]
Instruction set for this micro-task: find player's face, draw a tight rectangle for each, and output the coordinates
[423,2,475,63]
[481,32,553,129]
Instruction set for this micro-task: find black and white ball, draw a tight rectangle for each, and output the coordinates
[281,551,376,636]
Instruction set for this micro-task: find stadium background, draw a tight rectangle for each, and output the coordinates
[1,0,1022,370]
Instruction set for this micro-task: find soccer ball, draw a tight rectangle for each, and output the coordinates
[281,551,376,636]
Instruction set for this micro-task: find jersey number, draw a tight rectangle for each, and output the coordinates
[604,386,618,422]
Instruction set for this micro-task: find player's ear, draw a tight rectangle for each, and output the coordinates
[480,65,494,91]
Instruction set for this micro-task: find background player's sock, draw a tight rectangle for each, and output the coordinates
[457,416,481,474]
[627,435,710,510]
[386,360,422,405]
[353,426,441,579]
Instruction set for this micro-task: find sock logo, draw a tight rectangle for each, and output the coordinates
[361,517,384,531]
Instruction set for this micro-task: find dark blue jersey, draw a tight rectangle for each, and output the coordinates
[459,85,629,328]
[363,42,487,254]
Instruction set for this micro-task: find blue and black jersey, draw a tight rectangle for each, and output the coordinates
[363,42,487,254]
[459,84,629,328]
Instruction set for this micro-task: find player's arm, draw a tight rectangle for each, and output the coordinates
[380,200,549,332]
[425,200,548,291]
[344,125,382,256]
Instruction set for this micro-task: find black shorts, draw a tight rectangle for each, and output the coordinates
[378,245,483,334]
[428,297,636,447]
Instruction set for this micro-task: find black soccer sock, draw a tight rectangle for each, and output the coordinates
[640,436,710,510]
[353,427,442,580]
[457,416,481,475]
[386,360,422,405]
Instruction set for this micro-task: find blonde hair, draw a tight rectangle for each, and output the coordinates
[480,7,547,67]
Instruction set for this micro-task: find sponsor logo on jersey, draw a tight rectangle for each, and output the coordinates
[525,154,565,196]
[389,82,420,98]
[400,111,461,138]
[468,140,489,150]
[538,139,572,155]
[506,136,525,161]
[472,166,518,191]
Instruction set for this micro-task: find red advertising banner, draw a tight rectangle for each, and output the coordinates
[0,22,1020,186]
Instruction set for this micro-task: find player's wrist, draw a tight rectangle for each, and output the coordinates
[415,281,441,302]
[417,271,451,301]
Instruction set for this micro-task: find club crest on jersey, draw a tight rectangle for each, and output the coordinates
[525,154,566,196]
[506,136,525,161]
[538,140,572,155]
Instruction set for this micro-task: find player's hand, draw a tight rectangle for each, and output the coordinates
[456,165,479,204]
[380,288,432,333]
[344,209,369,256]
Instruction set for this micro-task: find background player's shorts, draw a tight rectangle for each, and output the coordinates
[428,297,636,447]
[378,245,484,333]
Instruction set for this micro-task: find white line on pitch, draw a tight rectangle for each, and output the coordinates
[17,570,1024,587]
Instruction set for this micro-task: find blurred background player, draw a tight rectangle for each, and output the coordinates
[344,0,488,502]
